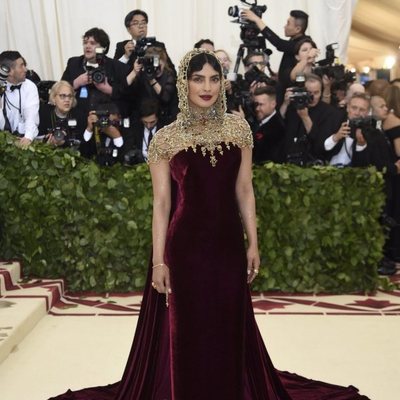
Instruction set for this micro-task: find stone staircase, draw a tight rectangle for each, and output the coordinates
[0,261,64,364]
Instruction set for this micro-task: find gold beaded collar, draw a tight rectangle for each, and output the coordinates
[148,49,253,166]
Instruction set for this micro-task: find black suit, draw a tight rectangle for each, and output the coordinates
[252,112,286,164]
[123,119,165,163]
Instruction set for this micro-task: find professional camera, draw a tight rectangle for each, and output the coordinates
[0,64,10,95]
[228,0,266,26]
[289,87,313,110]
[48,118,80,148]
[313,43,356,85]
[348,116,377,141]
[228,1,267,48]
[244,65,274,86]
[134,36,157,59]
[86,48,107,84]
[140,55,160,80]
[94,109,111,128]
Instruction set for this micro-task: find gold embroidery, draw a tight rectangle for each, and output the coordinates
[147,48,253,166]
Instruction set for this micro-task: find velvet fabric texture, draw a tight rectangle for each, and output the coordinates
[49,145,369,400]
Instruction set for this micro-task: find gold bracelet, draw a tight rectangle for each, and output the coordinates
[152,263,167,269]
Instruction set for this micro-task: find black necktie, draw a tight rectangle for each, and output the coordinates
[148,128,153,144]
[10,84,21,92]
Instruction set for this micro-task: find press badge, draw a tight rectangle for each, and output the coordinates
[79,86,88,98]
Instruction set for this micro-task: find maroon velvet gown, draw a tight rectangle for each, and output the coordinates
[50,144,369,400]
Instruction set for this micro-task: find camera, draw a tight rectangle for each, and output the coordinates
[244,65,274,86]
[228,1,267,48]
[289,87,313,110]
[348,116,377,141]
[0,64,10,95]
[228,0,267,25]
[313,43,356,85]
[94,109,111,128]
[134,36,157,59]
[140,55,160,80]
[86,48,106,84]
[48,118,80,148]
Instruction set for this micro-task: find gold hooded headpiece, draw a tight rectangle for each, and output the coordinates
[176,48,227,129]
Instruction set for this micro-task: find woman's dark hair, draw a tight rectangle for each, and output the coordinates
[187,53,222,79]
[194,39,214,49]
[294,38,317,55]
[83,27,110,54]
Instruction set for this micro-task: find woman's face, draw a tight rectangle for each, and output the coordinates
[296,42,315,62]
[54,85,74,114]
[188,63,221,109]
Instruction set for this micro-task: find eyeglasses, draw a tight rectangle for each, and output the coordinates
[57,94,74,100]
[129,21,148,28]
[250,62,266,67]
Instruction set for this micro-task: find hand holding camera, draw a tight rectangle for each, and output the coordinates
[333,121,351,143]
[124,40,136,58]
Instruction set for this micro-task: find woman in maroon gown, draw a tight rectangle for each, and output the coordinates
[49,49,369,400]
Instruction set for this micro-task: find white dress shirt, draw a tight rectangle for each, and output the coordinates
[142,126,156,161]
[0,79,39,140]
[325,135,367,166]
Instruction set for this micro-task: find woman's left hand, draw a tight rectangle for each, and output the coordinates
[247,246,260,284]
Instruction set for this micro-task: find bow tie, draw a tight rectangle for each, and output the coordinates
[10,84,21,92]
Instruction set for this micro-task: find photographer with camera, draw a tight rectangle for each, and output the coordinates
[283,38,319,90]
[61,28,130,120]
[38,81,84,149]
[83,100,124,167]
[125,46,178,124]
[114,9,175,76]
[241,8,310,99]
[322,93,372,167]
[280,73,338,165]
[0,51,39,148]
[230,51,276,122]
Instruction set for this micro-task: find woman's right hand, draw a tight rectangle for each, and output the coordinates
[152,264,172,295]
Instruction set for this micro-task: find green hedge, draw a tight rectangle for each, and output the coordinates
[0,131,385,293]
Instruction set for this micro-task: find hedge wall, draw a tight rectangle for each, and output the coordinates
[0,132,385,293]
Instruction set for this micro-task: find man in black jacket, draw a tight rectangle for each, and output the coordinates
[280,74,339,165]
[252,86,286,164]
[61,27,130,120]
[113,9,175,75]
[241,8,310,103]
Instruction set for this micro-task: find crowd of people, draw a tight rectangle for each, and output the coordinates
[0,7,399,272]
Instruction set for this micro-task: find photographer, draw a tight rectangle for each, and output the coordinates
[114,9,175,75]
[241,8,310,100]
[125,46,178,124]
[61,27,130,120]
[83,101,124,166]
[38,81,84,148]
[282,38,319,90]
[0,51,39,148]
[322,93,371,166]
[230,51,275,122]
[280,73,338,165]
